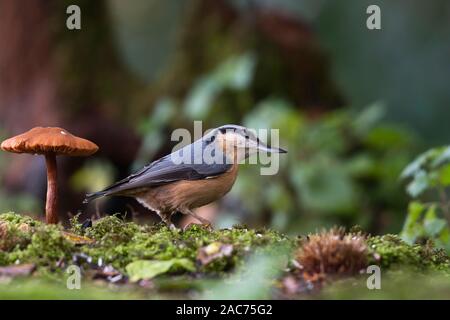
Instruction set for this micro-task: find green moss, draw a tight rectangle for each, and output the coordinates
[21,226,75,266]
[0,213,291,278]
[0,213,35,252]
[79,216,291,273]
[0,213,75,267]
[3,211,448,295]
[0,251,8,265]
[68,214,83,235]
[83,215,141,244]
[0,212,39,226]
[367,234,450,272]
[2,214,450,298]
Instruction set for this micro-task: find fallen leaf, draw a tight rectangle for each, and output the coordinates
[0,263,35,278]
[197,242,233,265]
[92,265,126,283]
[62,231,95,245]
[126,259,195,282]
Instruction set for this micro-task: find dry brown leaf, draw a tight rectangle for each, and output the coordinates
[197,242,233,265]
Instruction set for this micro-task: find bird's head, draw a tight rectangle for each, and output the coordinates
[202,124,287,163]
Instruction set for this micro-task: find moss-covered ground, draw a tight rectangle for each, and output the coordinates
[1,212,449,299]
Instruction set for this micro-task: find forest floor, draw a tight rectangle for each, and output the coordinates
[1,212,450,299]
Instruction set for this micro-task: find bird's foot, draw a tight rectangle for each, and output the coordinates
[160,216,179,231]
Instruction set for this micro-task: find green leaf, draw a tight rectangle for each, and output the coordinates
[401,147,446,179]
[243,98,303,140]
[184,52,256,119]
[406,170,430,197]
[400,201,425,244]
[344,153,375,177]
[423,205,447,236]
[352,101,385,136]
[126,259,195,282]
[438,164,450,186]
[431,145,450,168]
[291,160,357,215]
[184,77,219,119]
[138,97,176,135]
[424,218,447,237]
[406,201,425,225]
[401,152,429,180]
[218,52,256,90]
[364,125,414,151]
[438,227,450,246]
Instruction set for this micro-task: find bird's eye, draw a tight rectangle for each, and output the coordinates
[206,135,216,144]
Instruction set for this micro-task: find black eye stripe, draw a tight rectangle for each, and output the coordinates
[205,135,216,145]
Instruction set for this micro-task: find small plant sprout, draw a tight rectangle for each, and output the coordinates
[1,127,98,224]
[400,146,450,250]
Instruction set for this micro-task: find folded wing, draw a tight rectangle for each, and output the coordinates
[84,145,231,202]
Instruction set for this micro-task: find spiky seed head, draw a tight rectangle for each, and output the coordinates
[296,227,368,279]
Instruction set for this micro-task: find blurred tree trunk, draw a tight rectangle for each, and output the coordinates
[0,0,59,131]
[0,0,142,221]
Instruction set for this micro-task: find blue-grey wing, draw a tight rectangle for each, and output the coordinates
[84,143,231,202]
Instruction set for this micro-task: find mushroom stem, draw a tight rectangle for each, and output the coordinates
[45,153,58,224]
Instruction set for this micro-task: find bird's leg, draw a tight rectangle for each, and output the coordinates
[160,212,177,230]
[181,208,212,227]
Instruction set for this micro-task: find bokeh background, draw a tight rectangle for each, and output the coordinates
[1,0,449,235]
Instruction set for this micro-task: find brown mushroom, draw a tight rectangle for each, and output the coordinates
[1,127,98,224]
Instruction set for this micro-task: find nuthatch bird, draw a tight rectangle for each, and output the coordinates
[84,125,287,227]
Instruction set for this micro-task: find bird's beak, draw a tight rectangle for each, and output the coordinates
[256,141,287,154]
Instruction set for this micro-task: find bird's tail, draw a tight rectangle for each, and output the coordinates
[83,191,107,204]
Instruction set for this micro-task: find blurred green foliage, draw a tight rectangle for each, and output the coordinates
[0,193,40,216]
[400,146,450,252]
[70,159,117,193]
[137,53,419,234]
[321,271,450,299]
[239,101,416,233]
[200,249,289,299]
[184,53,256,120]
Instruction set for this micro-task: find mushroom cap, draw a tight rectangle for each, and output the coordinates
[0,127,99,156]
